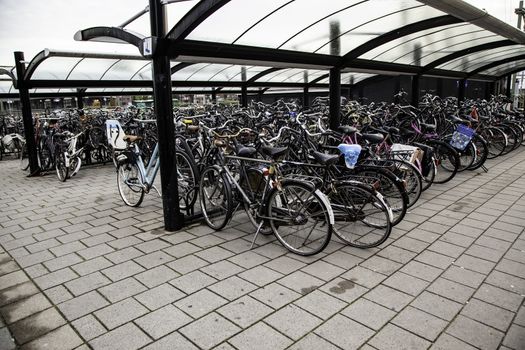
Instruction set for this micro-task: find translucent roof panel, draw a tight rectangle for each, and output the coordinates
[360,23,507,66]
[437,45,525,72]
[186,0,445,55]
[102,59,151,80]
[256,69,327,84]
[317,72,376,85]
[172,64,270,82]
[0,81,14,94]
[68,58,119,80]
[31,57,83,80]
[479,59,525,76]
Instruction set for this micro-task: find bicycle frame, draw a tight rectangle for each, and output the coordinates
[134,142,160,191]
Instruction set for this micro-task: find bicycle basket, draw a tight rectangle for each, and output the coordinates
[337,144,362,169]
[449,124,474,150]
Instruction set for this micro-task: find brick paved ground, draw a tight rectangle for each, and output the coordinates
[0,149,524,350]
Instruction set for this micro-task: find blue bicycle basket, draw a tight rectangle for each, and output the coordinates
[450,124,474,151]
[337,144,362,169]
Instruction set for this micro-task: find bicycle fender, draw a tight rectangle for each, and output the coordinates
[314,189,335,225]
[375,192,394,223]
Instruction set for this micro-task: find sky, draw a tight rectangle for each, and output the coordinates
[0,0,521,67]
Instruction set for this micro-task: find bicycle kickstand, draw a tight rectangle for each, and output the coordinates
[250,222,265,249]
[481,165,489,173]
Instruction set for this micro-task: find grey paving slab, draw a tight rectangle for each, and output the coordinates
[135,304,192,339]
[368,323,431,350]
[446,315,504,350]
[89,322,151,350]
[314,314,374,350]
[180,312,241,350]
[229,322,292,350]
[392,306,448,341]
[341,298,396,330]
[217,295,273,328]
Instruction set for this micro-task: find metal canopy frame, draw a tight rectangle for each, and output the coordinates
[9,0,525,232]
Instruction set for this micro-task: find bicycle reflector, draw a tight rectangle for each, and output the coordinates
[337,144,362,169]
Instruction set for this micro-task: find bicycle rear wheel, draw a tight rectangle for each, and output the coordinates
[55,150,68,182]
[481,127,506,159]
[468,134,488,170]
[117,162,145,207]
[429,141,459,184]
[266,179,332,256]
[199,166,233,231]
[176,150,198,211]
[19,142,29,171]
[330,182,392,248]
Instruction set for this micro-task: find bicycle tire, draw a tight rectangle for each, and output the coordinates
[329,181,392,248]
[19,142,29,171]
[175,150,198,211]
[199,165,233,231]
[117,162,145,207]
[55,150,68,182]
[389,159,422,208]
[481,127,506,159]
[456,142,476,172]
[266,179,332,256]
[427,140,459,184]
[468,134,488,171]
[421,156,436,191]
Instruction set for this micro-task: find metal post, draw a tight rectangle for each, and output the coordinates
[486,82,495,100]
[458,78,466,102]
[211,89,217,104]
[76,89,84,109]
[303,86,309,108]
[14,51,39,176]
[329,67,341,129]
[149,0,184,231]
[411,75,420,106]
[436,78,443,97]
[241,85,247,107]
[506,75,512,98]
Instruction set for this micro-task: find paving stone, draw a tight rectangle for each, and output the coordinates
[238,265,284,287]
[101,260,145,282]
[320,277,368,303]
[496,259,525,279]
[0,270,30,292]
[476,235,513,252]
[77,243,114,260]
[217,295,273,328]
[415,251,455,270]
[89,322,151,350]
[10,307,66,345]
[340,265,386,288]
[134,265,180,288]
[277,270,325,296]
[342,298,395,330]
[134,251,174,269]
[315,314,374,349]
[294,289,346,320]
[453,254,496,274]
[107,236,143,250]
[71,314,107,341]
[368,323,430,350]
[383,271,429,296]
[170,270,217,294]
[104,246,144,265]
[94,297,148,330]
[515,306,525,327]
[427,278,476,304]
[135,304,192,339]
[249,282,301,309]
[0,293,51,324]
[473,283,523,312]
[392,236,430,253]
[491,221,523,234]
[98,277,147,303]
[64,271,111,296]
[0,326,16,350]
[377,245,417,264]
[225,251,268,270]
[175,288,227,319]
[200,260,244,280]
[208,276,257,301]
[502,324,525,350]
[180,312,241,350]
[321,250,363,269]
[163,242,201,258]
[142,331,198,350]
[229,322,292,350]
[58,291,109,321]
[166,254,209,274]
[42,285,72,305]
[50,241,86,257]
[442,265,485,289]
[71,256,113,276]
[427,240,465,259]
[440,232,476,248]
[364,284,413,312]
[20,325,83,350]
[431,333,478,350]
[287,333,341,350]
[446,315,504,350]
[410,291,462,321]
[461,298,514,332]
[195,246,234,263]
[406,229,440,243]
[135,283,185,311]
[504,248,525,264]
[392,306,448,341]
[300,260,345,282]
[15,250,54,268]
[359,255,402,275]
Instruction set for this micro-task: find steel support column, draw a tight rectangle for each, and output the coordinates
[506,75,512,97]
[458,78,466,102]
[211,89,217,103]
[303,87,309,108]
[411,75,420,106]
[14,52,39,176]
[329,67,341,130]
[76,89,84,109]
[150,0,184,231]
[241,85,247,107]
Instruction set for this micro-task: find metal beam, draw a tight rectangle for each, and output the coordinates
[74,26,148,55]
[343,15,462,62]
[167,0,231,40]
[329,67,341,129]
[497,66,525,79]
[458,78,466,102]
[170,62,195,75]
[422,40,516,72]
[246,67,282,84]
[467,54,525,76]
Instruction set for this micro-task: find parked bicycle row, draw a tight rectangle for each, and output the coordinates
[109,94,524,256]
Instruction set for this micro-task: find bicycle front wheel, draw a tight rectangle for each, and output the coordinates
[117,162,145,207]
[266,180,332,256]
[329,182,392,248]
[176,150,198,211]
[199,166,233,231]
[55,151,69,182]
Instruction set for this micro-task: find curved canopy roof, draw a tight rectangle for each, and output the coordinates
[1,0,524,98]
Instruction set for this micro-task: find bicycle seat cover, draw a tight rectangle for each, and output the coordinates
[361,133,384,144]
[312,151,340,166]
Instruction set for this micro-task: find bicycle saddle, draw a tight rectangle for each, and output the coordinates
[338,125,358,135]
[312,151,340,166]
[123,135,142,143]
[186,125,199,133]
[260,146,288,160]
[361,133,384,144]
[235,145,257,157]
